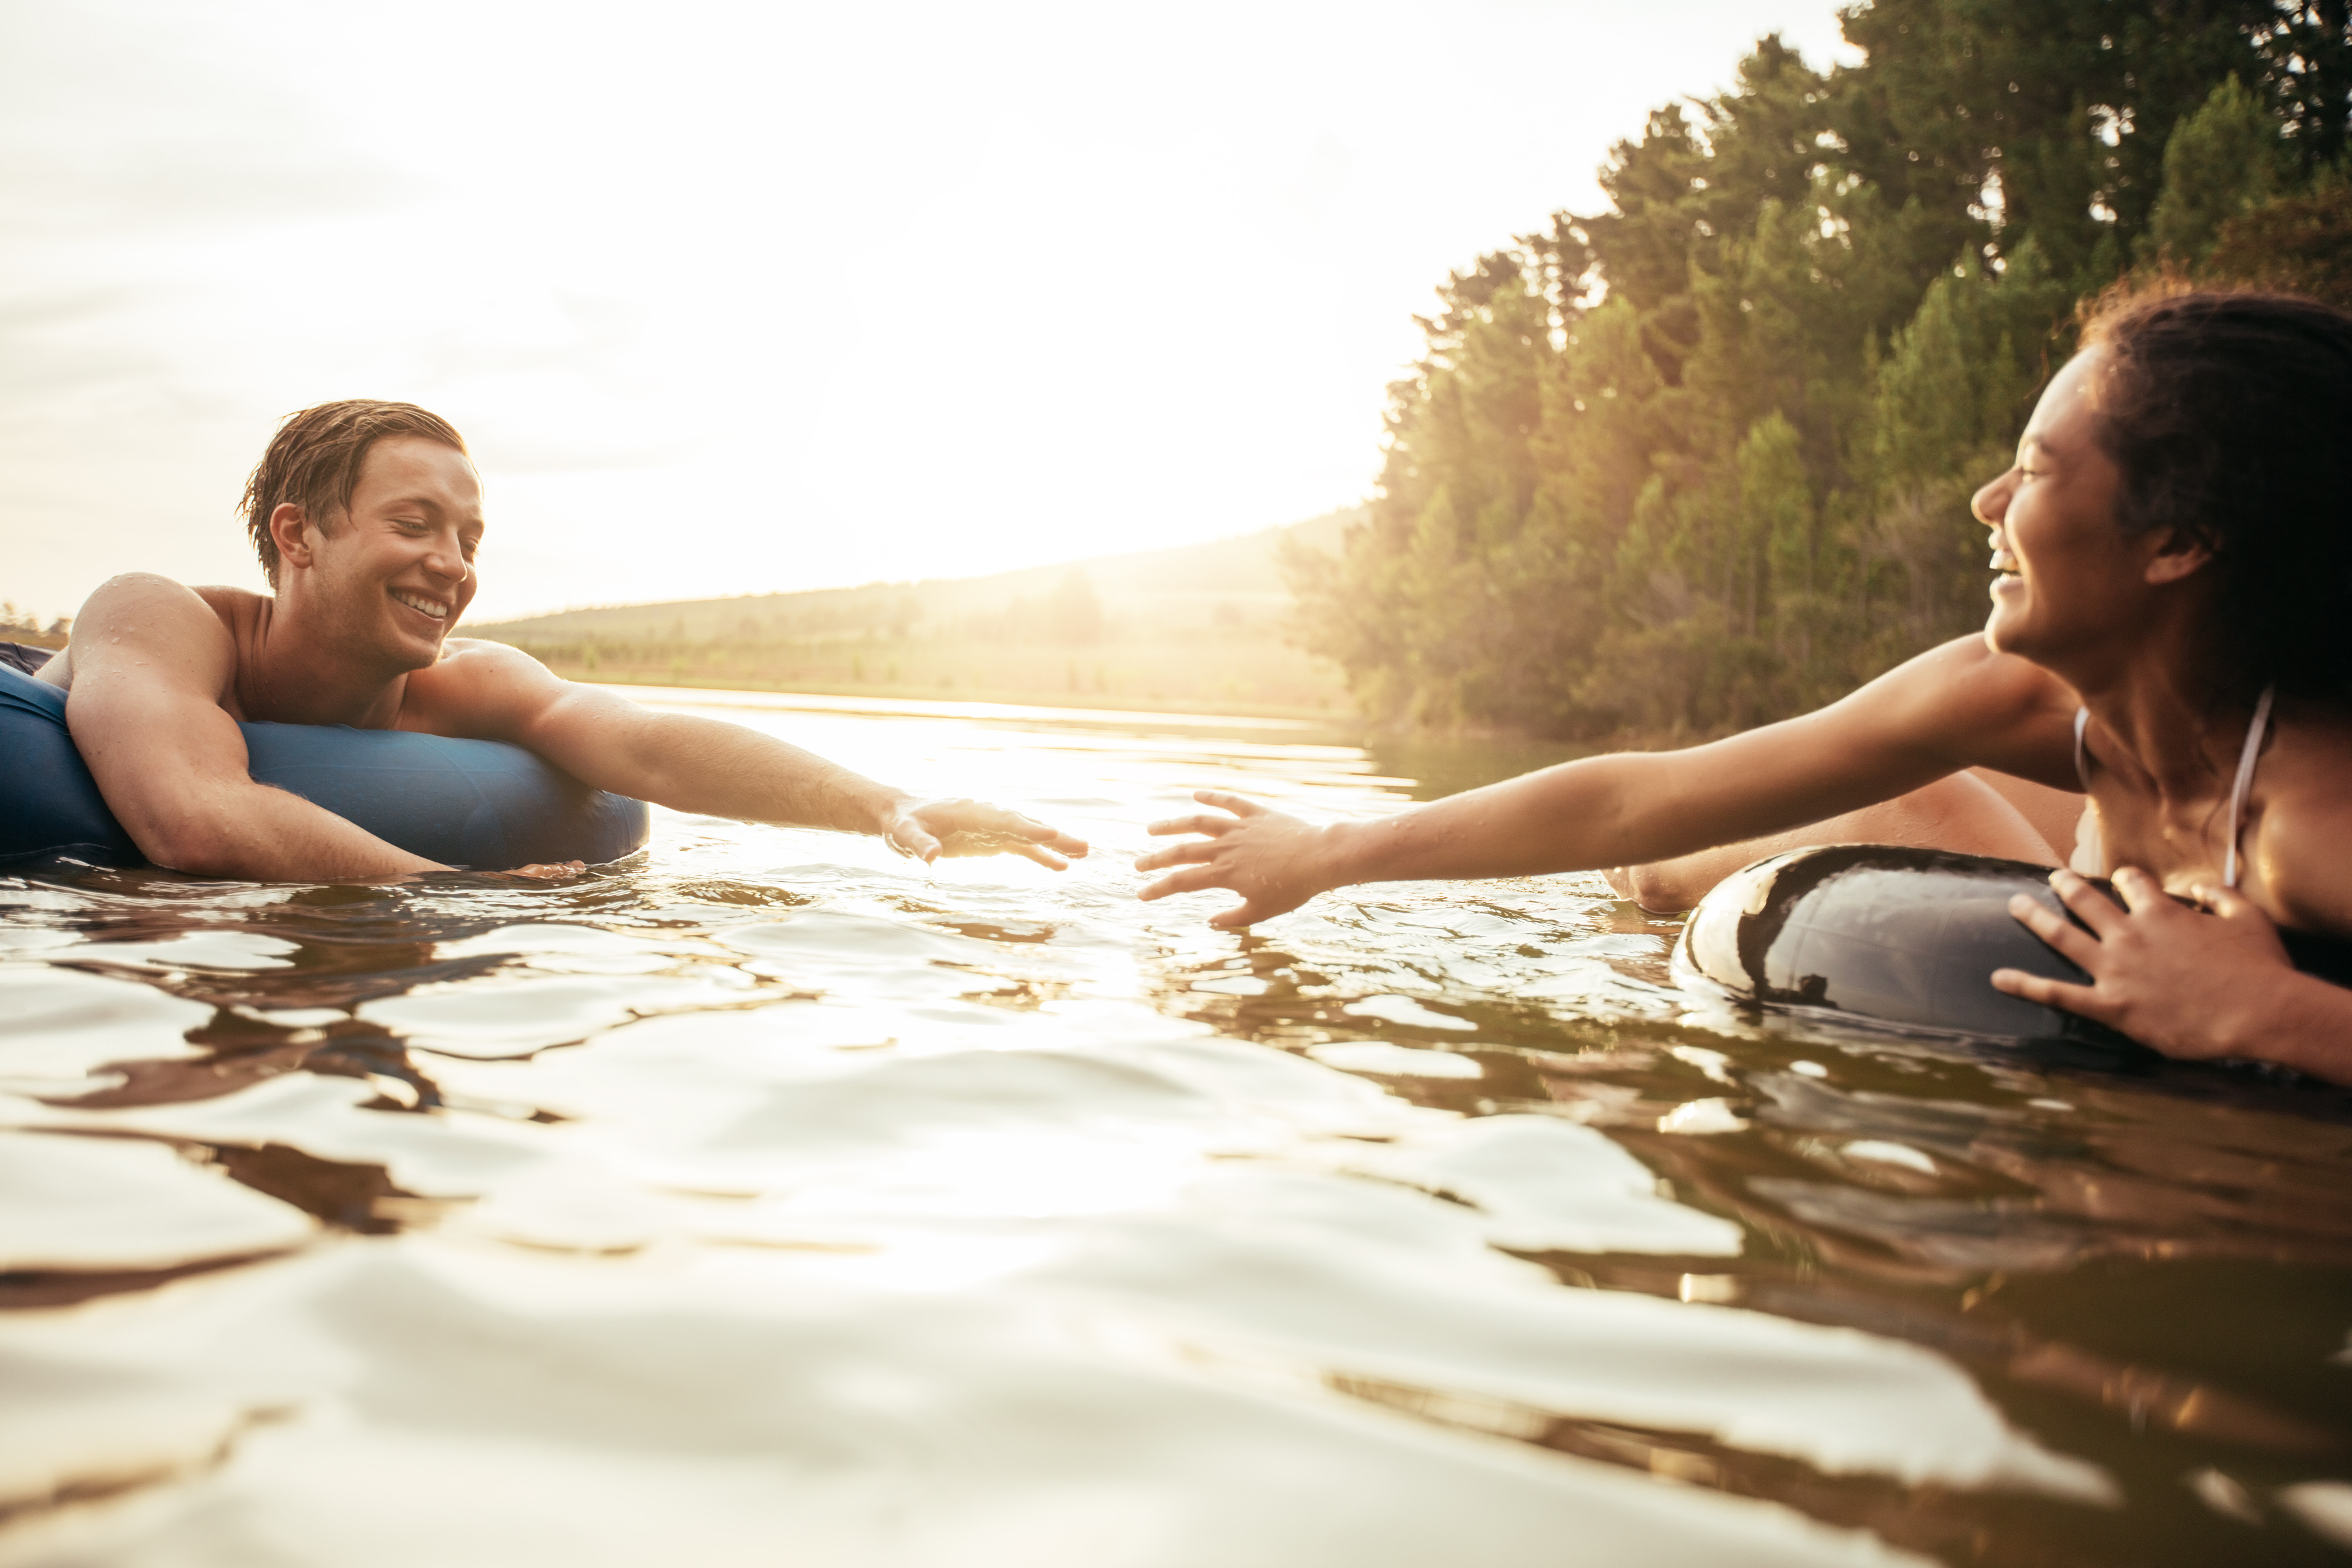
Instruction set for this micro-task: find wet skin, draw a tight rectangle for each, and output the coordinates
[43,437,1087,884]
[1137,349,2352,1081]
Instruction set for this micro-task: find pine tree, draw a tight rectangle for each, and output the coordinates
[2142,75,2290,266]
[1285,4,2338,741]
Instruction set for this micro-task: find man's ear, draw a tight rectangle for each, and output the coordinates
[2142,526,2215,587]
[269,503,317,570]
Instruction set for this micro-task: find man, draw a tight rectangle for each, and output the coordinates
[35,400,1088,881]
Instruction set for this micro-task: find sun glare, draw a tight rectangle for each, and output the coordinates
[1,0,1855,622]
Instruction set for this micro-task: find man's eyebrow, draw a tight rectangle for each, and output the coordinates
[381,492,485,523]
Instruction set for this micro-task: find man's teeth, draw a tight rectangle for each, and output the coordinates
[393,591,450,618]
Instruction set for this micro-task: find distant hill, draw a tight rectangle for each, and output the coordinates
[464,508,1362,719]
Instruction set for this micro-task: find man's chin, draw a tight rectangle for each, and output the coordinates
[379,622,450,670]
[386,603,460,649]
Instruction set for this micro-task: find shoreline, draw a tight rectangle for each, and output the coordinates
[547,668,1355,726]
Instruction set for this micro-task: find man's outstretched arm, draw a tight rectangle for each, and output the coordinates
[439,642,1088,866]
[63,576,446,881]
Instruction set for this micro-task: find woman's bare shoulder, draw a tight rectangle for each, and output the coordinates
[1899,634,2077,711]
[2251,701,2352,936]
[1825,635,2081,782]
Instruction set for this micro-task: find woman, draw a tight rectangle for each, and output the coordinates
[1135,288,2352,1082]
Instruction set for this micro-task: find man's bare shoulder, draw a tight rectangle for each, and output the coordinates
[427,636,566,684]
[186,583,267,617]
[74,571,222,609]
[79,575,256,640]
[51,576,243,691]
[401,637,578,739]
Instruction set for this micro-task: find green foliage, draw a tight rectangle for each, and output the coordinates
[0,602,69,647]
[2206,172,2352,306]
[2143,75,2290,266]
[1290,2,2349,740]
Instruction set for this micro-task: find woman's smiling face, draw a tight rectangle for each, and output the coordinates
[1972,348,2144,668]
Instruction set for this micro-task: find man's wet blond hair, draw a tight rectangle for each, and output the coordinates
[240,401,468,589]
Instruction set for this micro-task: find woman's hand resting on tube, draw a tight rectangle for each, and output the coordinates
[1993,866,2331,1062]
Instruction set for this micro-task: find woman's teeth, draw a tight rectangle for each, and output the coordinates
[393,590,449,618]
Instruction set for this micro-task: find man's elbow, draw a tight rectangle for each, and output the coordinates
[128,802,256,879]
[140,830,254,880]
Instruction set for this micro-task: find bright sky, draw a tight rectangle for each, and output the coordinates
[0,0,1854,625]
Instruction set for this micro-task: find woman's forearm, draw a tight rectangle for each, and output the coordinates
[2239,975,2352,1086]
[1315,754,1678,887]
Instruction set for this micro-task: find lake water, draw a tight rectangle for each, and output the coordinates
[4,686,2350,1567]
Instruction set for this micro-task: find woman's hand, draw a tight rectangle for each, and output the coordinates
[881,798,1089,870]
[1991,866,2295,1060]
[1134,790,1338,928]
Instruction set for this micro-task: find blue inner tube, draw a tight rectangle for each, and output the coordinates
[1673,843,2111,1043]
[0,659,648,873]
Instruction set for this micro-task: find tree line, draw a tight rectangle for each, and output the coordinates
[1288,0,2352,741]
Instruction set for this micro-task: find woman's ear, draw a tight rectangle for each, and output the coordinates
[269,503,316,569]
[2142,526,2215,587]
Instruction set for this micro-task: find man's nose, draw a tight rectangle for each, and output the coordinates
[421,533,471,583]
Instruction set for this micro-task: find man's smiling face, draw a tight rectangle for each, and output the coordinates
[281,436,483,673]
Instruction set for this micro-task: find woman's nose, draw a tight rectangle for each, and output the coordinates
[1970,473,2011,527]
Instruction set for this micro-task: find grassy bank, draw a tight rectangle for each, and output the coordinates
[505,632,1352,724]
[465,511,1363,727]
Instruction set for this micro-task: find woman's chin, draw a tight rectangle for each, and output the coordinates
[1983,588,2031,653]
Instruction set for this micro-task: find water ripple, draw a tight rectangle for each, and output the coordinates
[2,692,2348,1566]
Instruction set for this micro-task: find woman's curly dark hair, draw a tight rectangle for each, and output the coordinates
[2079,285,2352,703]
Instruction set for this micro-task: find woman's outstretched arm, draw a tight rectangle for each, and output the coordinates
[1136,636,2078,927]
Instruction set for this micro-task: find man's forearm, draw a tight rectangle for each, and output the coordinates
[616,713,908,835]
[140,779,442,881]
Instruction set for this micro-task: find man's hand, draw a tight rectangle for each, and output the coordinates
[880,798,1089,870]
[1992,866,2303,1062]
[1134,790,1337,928]
[486,860,588,883]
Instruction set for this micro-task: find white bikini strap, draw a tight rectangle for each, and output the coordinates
[2224,684,2276,890]
[2072,707,2093,793]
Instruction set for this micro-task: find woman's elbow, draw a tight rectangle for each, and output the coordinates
[1604,860,1710,916]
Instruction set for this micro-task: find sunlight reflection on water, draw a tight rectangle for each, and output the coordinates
[2,689,2350,1566]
